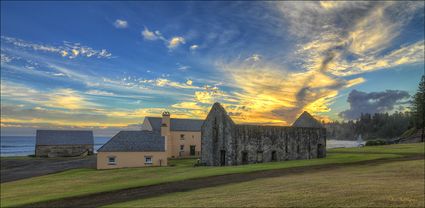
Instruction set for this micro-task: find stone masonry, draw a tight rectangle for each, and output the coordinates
[201,103,326,166]
[35,144,93,157]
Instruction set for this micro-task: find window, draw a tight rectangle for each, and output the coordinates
[180,145,184,151]
[180,134,185,140]
[192,135,194,139]
[108,156,116,165]
[145,156,152,165]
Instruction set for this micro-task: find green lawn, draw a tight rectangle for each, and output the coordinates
[1,143,423,207]
[328,143,425,155]
[107,159,425,207]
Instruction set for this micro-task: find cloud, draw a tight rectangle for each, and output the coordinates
[86,90,115,96]
[171,102,203,110]
[177,63,190,71]
[283,1,424,77]
[1,53,14,64]
[114,19,128,29]
[49,89,87,110]
[168,37,185,49]
[141,27,186,50]
[1,81,97,110]
[142,27,162,40]
[339,89,410,119]
[154,78,200,89]
[195,91,215,103]
[245,54,261,62]
[1,36,112,59]
[190,44,199,50]
[214,56,366,125]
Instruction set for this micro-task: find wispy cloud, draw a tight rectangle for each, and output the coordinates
[278,1,424,77]
[171,101,203,110]
[209,1,422,123]
[245,54,261,62]
[177,63,190,71]
[1,81,97,110]
[141,26,186,50]
[1,36,112,59]
[113,19,128,29]
[141,27,163,40]
[213,55,367,125]
[1,53,14,64]
[86,90,115,96]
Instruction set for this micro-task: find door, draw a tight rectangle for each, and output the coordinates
[317,144,324,158]
[220,150,226,166]
[190,145,196,156]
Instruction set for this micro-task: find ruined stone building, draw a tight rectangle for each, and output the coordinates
[201,103,326,166]
[35,130,94,157]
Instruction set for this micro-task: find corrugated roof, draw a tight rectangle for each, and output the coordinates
[97,131,165,152]
[147,117,204,132]
[36,130,94,145]
[292,111,324,128]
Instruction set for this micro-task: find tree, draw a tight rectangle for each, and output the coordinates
[411,75,425,142]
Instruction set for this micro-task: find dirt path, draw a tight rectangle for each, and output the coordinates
[0,156,96,183]
[24,154,424,208]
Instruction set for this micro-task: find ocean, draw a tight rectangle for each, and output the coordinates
[0,136,364,157]
[0,136,111,157]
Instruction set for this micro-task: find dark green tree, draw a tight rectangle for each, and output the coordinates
[411,75,425,142]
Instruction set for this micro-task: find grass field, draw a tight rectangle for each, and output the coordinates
[329,143,425,155]
[107,159,425,207]
[1,143,423,207]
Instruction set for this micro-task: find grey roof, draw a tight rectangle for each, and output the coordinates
[292,111,324,128]
[147,117,204,132]
[97,131,165,152]
[36,130,93,145]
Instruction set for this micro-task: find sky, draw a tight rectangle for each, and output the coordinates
[1,1,424,136]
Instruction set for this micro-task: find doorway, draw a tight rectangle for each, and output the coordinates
[256,151,263,163]
[317,144,324,158]
[220,150,226,166]
[242,151,248,164]
[190,145,196,156]
[271,151,277,162]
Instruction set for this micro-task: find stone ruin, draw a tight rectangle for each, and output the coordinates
[201,103,326,166]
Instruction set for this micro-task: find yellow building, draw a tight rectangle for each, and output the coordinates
[141,112,203,158]
[97,131,167,169]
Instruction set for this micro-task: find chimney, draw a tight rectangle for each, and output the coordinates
[161,111,171,155]
[161,111,171,135]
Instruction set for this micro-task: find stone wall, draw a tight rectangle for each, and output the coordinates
[35,144,93,157]
[201,103,327,166]
[234,125,326,165]
[201,103,236,166]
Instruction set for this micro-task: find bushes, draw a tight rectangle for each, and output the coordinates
[365,140,387,146]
